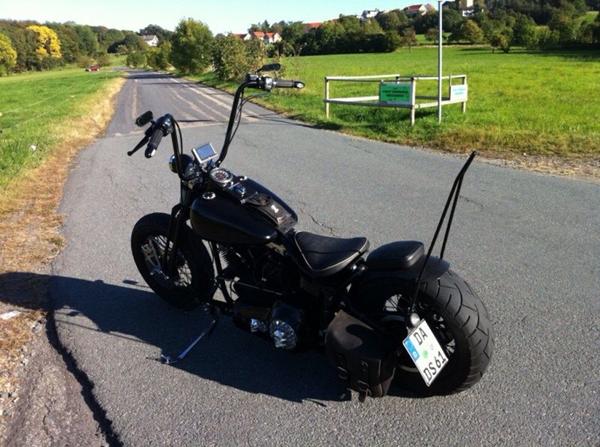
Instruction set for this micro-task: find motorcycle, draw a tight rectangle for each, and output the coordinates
[127,64,493,401]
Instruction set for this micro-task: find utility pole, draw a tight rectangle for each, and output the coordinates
[438,0,443,124]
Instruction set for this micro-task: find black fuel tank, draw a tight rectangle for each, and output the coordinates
[190,178,297,245]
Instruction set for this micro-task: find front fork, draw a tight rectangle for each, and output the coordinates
[161,183,194,277]
[161,203,186,277]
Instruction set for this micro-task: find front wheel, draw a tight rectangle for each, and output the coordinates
[131,213,215,310]
[352,270,493,395]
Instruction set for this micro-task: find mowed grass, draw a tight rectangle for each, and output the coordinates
[197,47,600,159]
[0,68,121,189]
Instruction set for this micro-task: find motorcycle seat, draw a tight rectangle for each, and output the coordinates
[366,241,424,270]
[294,231,369,278]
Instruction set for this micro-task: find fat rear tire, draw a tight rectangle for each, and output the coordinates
[131,213,215,310]
[353,270,493,395]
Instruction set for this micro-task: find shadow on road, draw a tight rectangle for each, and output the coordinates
[1,271,419,403]
[125,71,343,132]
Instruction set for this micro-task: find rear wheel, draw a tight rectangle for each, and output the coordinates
[352,270,493,395]
[131,213,215,310]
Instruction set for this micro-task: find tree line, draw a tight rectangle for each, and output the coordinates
[0,20,172,74]
[1,1,598,77]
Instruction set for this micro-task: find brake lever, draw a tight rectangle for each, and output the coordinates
[127,125,154,156]
[127,136,149,156]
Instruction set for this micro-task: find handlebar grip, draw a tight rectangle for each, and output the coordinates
[145,127,163,158]
[273,79,305,89]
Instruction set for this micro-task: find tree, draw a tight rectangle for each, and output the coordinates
[399,27,418,51]
[139,24,173,43]
[126,51,146,68]
[376,10,408,31]
[48,24,80,62]
[170,18,213,74]
[452,20,485,43]
[146,41,171,70]
[99,28,125,52]
[27,25,61,59]
[0,23,38,71]
[123,33,147,52]
[74,25,98,56]
[425,27,440,43]
[549,12,579,45]
[0,32,17,75]
[281,21,305,55]
[212,34,249,80]
[96,52,111,66]
[490,32,511,52]
[442,8,465,34]
[245,38,266,72]
[512,14,538,47]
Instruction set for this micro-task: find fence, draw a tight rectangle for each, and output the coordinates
[323,74,468,126]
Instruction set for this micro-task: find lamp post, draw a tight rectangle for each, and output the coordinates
[438,0,443,124]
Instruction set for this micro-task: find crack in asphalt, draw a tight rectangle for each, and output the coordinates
[297,204,338,236]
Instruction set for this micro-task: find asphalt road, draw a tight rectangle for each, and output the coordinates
[51,72,599,446]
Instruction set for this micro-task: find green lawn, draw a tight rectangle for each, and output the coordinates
[0,68,121,189]
[196,47,600,159]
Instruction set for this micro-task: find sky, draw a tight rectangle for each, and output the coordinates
[0,0,422,34]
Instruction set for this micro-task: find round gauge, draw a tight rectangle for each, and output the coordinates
[209,168,233,186]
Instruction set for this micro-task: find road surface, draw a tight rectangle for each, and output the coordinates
[50,72,599,446]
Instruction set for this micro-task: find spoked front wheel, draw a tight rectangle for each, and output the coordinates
[131,213,215,310]
[352,270,493,395]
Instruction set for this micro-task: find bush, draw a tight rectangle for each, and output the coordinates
[490,33,511,53]
[147,42,171,70]
[76,54,93,68]
[126,51,146,68]
[96,52,111,67]
[212,35,268,81]
[245,39,266,72]
[213,35,248,80]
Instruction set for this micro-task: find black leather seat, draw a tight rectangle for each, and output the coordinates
[294,231,369,278]
[366,241,424,271]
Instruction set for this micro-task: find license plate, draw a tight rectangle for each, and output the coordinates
[402,319,449,386]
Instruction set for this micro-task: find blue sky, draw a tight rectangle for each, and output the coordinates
[0,0,422,34]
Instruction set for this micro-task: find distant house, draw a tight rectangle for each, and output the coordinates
[403,3,436,16]
[141,35,159,47]
[456,0,475,16]
[360,9,381,20]
[243,31,282,44]
[303,22,322,32]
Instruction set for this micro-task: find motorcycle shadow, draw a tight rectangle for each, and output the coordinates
[1,272,419,403]
[1,272,349,403]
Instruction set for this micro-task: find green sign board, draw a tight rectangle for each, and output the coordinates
[379,82,413,105]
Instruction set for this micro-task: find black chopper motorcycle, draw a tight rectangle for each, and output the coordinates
[127,64,493,401]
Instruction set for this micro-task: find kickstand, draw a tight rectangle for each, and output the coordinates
[160,303,219,365]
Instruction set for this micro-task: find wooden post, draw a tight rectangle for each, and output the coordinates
[410,77,417,126]
[324,77,330,118]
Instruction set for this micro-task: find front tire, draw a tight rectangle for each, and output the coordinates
[131,213,215,310]
[352,270,493,395]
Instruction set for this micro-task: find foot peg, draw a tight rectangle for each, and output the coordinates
[160,303,219,365]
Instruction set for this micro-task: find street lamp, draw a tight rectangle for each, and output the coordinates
[438,0,443,124]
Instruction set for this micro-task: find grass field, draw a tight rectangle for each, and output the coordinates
[0,68,121,189]
[196,47,600,159]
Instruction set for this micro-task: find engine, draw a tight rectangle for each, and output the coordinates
[223,245,308,350]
